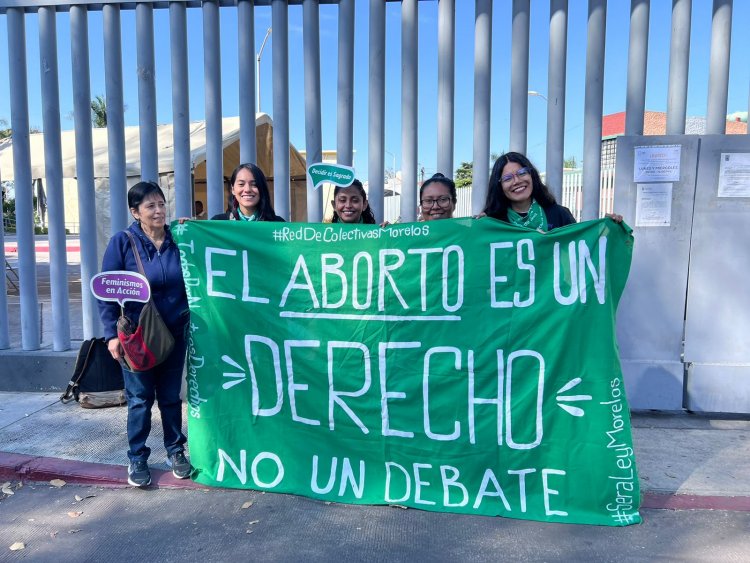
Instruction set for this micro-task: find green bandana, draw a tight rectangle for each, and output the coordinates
[507,200,548,232]
[238,209,259,222]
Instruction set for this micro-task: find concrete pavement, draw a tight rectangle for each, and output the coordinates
[0,392,749,512]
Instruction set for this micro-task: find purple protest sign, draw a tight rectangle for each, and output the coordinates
[90,271,151,306]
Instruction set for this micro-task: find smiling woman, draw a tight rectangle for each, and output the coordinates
[484,153,576,232]
[211,163,286,222]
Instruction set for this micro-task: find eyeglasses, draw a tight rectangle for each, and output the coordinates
[500,167,530,185]
[420,196,453,208]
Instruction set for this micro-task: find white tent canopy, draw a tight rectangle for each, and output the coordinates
[0,114,308,254]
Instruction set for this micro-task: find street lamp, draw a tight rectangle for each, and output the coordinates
[256,27,272,114]
[528,90,548,102]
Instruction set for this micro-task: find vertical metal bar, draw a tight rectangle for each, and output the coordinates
[546,0,568,202]
[401,0,418,223]
[203,0,224,217]
[238,0,257,163]
[0,161,8,347]
[272,0,290,220]
[706,0,732,135]
[472,0,492,215]
[337,0,354,167]
[39,7,71,351]
[437,0,455,177]
[667,0,693,135]
[136,3,158,183]
[170,2,192,220]
[103,4,129,233]
[368,0,386,222]
[509,0,530,153]
[666,0,691,135]
[70,6,101,339]
[7,8,40,350]
[625,0,650,136]
[582,0,606,221]
[304,0,323,222]
[0,197,8,347]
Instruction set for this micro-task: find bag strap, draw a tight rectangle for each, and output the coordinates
[60,339,97,403]
[124,230,147,277]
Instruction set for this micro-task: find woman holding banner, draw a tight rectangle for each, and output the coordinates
[483,152,576,231]
[419,173,457,221]
[212,163,286,222]
[331,179,377,224]
[483,152,623,230]
[98,181,191,488]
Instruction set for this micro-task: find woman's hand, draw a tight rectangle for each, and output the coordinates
[380,221,390,228]
[107,337,123,362]
[605,213,623,223]
[177,217,192,224]
[473,212,487,219]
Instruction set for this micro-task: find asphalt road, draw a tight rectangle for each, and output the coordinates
[1,483,748,562]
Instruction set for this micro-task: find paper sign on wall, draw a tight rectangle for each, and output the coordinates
[636,183,672,227]
[634,145,681,183]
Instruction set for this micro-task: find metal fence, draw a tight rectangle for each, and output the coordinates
[0,0,742,352]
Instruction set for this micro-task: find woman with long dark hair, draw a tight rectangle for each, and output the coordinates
[483,152,575,231]
[212,163,285,222]
[331,179,377,224]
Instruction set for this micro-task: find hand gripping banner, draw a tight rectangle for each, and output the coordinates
[173,217,640,526]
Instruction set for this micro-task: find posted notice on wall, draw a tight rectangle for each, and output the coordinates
[634,145,681,183]
[636,183,672,227]
[717,152,750,198]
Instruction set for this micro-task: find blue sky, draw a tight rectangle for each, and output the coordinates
[1,1,749,179]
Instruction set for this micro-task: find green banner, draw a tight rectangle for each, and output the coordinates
[173,218,640,526]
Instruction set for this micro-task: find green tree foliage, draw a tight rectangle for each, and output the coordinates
[91,95,107,128]
[563,155,578,169]
[0,118,10,140]
[454,161,473,188]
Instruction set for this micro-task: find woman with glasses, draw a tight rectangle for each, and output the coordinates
[483,152,575,231]
[419,173,457,221]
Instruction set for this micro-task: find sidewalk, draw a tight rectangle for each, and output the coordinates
[1,392,749,511]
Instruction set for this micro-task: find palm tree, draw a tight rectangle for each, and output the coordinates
[90,95,107,128]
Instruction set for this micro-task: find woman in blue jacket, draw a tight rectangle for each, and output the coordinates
[98,181,191,487]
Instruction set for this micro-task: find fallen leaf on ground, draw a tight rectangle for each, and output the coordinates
[245,530,253,534]
[248,520,260,526]
[74,495,83,502]
[50,479,66,488]
[9,543,25,551]
[241,501,253,509]
[2,487,14,495]
[68,530,81,534]
[67,511,83,518]
[1,482,10,489]
[50,532,58,539]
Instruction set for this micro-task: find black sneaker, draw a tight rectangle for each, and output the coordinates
[167,451,192,479]
[128,460,151,487]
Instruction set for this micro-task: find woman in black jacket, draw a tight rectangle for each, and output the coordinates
[212,163,285,222]
[483,152,575,232]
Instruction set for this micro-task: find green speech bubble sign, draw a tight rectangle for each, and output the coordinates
[307,163,355,190]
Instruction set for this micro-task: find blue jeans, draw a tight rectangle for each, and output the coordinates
[122,329,187,463]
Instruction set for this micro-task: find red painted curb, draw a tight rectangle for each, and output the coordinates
[2,452,749,509]
[0,452,207,490]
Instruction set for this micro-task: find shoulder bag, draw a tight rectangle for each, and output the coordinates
[117,231,175,372]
